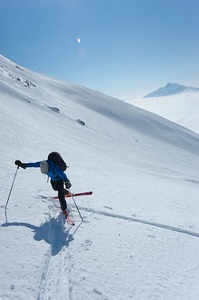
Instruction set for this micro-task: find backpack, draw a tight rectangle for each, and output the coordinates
[48,152,67,171]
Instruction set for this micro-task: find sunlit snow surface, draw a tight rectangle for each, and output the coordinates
[0,55,199,300]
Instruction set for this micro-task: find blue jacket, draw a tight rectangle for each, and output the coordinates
[26,160,68,181]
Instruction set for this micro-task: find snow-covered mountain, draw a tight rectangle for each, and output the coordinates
[144,82,199,98]
[1,54,199,300]
[128,89,199,134]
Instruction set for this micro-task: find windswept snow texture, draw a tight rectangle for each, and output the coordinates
[0,54,199,300]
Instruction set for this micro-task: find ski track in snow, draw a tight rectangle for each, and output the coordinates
[80,206,199,239]
[1,55,199,300]
[37,203,72,300]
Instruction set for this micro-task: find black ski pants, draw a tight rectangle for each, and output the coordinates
[51,179,67,211]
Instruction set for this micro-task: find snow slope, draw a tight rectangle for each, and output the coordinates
[0,54,199,300]
[128,91,199,134]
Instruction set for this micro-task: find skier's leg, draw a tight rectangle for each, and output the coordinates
[51,180,67,211]
[57,180,67,211]
[58,188,67,211]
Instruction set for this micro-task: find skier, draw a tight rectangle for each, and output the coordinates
[15,159,72,215]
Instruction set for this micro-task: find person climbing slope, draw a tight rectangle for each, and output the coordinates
[15,152,71,216]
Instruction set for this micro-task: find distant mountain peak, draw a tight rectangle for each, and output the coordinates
[144,83,199,98]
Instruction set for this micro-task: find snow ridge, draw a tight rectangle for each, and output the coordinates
[144,82,199,98]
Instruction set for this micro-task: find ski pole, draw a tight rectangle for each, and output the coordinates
[5,166,19,210]
[69,189,84,222]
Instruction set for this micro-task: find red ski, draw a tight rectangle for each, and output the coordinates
[53,191,92,199]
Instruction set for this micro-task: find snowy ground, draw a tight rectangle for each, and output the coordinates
[0,54,199,300]
[128,92,199,134]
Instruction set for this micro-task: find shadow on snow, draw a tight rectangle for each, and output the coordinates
[1,213,77,256]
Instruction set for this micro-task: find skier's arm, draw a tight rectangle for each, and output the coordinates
[15,160,41,169]
[26,161,41,168]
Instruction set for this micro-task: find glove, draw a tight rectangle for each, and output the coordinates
[15,160,27,169]
[65,180,71,189]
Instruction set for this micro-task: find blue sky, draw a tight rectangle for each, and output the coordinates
[1,0,199,99]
